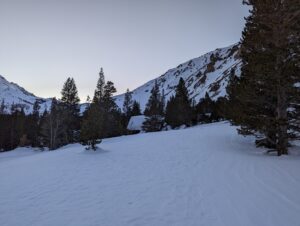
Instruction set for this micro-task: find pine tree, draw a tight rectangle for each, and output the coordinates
[5,106,27,149]
[195,92,214,123]
[80,103,103,150]
[93,68,105,103]
[228,0,300,156]
[60,77,81,143]
[61,77,80,105]
[0,100,5,114]
[81,73,105,150]
[0,113,8,151]
[123,89,133,118]
[131,101,142,116]
[26,100,41,147]
[41,98,66,150]
[32,101,40,116]
[165,96,177,127]
[144,81,164,116]
[80,75,123,149]
[143,81,165,132]
[102,81,123,138]
[165,78,192,128]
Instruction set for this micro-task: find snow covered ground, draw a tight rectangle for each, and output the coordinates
[0,122,300,226]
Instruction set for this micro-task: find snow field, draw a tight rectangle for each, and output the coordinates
[0,122,300,226]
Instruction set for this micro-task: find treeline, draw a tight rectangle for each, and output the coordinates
[0,78,84,151]
[0,70,143,152]
[141,78,224,133]
[0,68,223,151]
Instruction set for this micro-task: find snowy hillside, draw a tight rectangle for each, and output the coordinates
[1,44,240,114]
[115,44,241,110]
[1,122,299,226]
[0,75,51,114]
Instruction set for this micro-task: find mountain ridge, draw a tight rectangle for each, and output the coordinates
[114,43,241,110]
[0,43,241,114]
[0,75,52,114]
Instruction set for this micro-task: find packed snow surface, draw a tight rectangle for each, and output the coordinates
[1,122,300,226]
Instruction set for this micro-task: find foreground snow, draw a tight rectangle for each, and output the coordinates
[0,122,300,226]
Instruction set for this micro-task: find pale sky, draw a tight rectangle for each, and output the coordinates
[0,0,249,101]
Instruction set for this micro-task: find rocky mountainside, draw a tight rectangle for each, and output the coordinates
[115,43,241,110]
[0,43,241,114]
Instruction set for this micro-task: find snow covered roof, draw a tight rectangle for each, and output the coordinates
[127,115,147,131]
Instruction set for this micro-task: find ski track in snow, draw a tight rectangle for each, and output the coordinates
[0,122,300,226]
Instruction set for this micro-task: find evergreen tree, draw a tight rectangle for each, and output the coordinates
[213,97,227,121]
[26,100,41,147]
[80,74,123,150]
[61,77,80,105]
[165,78,192,128]
[81,73,107,150]
[195,92,215,123]
[228,0,300,156]
[165,96,177,127]
[102,81,123,138]
[123,89,133,118]
[0,102,42,151]
[143,81,165,132]
[93,68,105,103]
[39,110,49,148]
[32,101,40,115]
[60,77,81,143]
[161,89,166,113]
[0,100,5,114]
[0,113,9,151]
[11,107,26,149]
[144,81,164,116]
[131,101,142,116]
[80,103,103,150]
[41,98,66,150]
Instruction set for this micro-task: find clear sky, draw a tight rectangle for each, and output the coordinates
[0,0,249,101]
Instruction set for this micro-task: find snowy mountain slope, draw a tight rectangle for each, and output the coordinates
[115,44,241,110]
[0,75,87,115]
[0,122,299,226]
[0,75,52,114]
[0,43,240,114]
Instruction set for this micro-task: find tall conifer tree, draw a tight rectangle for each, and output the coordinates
[131,101,142,116]
[143,81,165,132]
[61,77,80,143]
[81,71,123,149]
[228,0,300,155]
[93,68,105,103]
[123,89,133,118]
[165,78,192,128]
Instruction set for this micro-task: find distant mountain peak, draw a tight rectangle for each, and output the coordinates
[0,75,51,114]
